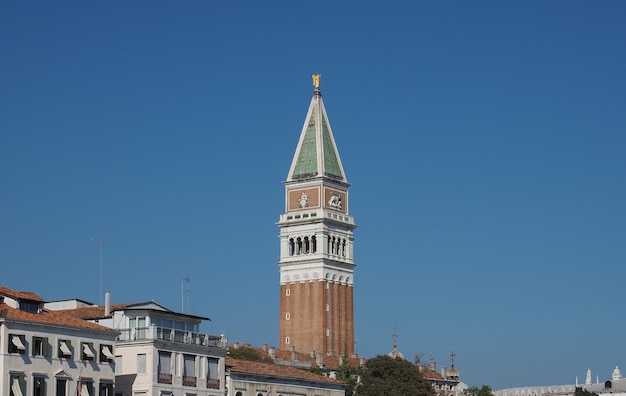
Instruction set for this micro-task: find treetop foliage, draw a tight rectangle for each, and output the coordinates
[228,346,274,363]
[355,355,436,396]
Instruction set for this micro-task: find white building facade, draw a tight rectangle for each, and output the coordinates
[0,286,117,396]
[57,300,227,396]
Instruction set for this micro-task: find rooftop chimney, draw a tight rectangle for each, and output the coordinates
[316,352,324,367]
[290,346,296,360]
[104,291,111,316]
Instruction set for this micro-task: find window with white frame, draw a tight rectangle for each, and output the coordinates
[129,316,147,339]
[158,351,173,384]
[206,357,220,389]
[137,353,146,374]
[183,354,196,386]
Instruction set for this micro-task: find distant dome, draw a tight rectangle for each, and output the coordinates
[388,347,405,360]
[613,366,622,381]
[448,367,460,379]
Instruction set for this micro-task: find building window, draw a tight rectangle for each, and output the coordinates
[55,378,67,396]
[235,392,243,396]
[206,358,220,389]
[158,351,173,384]
[285,312,290,320]
[19,301,40,313]
[326,329,330,337]
[32,337,49,357]
[285,337,290,345]
[9,334,26,354]
[80,381,94,396]
[33,376,46,396]
[10,374,25,396]
[100,344,114,362]
[285,288,290,296]
[183,354,196,387]
[129,316,147,339]
[326,304,329,312]
[99,383,114,396]
[81,342,95,360]
[137,353,147,374]
[58,340,72,358]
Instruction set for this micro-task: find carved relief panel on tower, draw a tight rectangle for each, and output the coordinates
[287,186,321,212]
[323,187,347,213]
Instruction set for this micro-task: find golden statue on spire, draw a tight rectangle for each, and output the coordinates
[312,74,321,89]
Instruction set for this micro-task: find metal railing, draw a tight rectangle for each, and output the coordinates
[157,373,172,384]
[182,376,197,387]
[206,379,220,389]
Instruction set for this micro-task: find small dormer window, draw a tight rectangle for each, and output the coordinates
[19,301,41,313]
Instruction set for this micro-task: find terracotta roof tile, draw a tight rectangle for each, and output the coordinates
[227,345,362,371]
[225,356,343,385]
[422,368,445,380]
[0,285,43,302]
[0,304,117,333]
[57,304,133,320]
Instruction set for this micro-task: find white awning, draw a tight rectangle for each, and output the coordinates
[11,335,26,351]
[82,383,91,396]
[83,343,94,358]
[59,341,72,356]
[11,378,24,396]
[101,345,114,360]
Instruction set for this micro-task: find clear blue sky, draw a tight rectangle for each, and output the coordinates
[1,1,624,390]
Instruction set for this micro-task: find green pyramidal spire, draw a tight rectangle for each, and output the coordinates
[287,75,347,183]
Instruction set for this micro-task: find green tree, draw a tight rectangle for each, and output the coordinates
[463,385,494,396]
[355,355,435,396]
[228,346,273,363]
[574,387,599,396]
[336,353,359,395]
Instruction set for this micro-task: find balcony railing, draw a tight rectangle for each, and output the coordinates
[117,326,225,347]
[206,379,220,389]
[157,373,172,384]
[183,376,197,387]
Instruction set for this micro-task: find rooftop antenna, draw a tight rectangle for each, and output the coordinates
[392,327,399,349]
[450,348,456,368]
[93,237,104,305]
[181,277,190,313]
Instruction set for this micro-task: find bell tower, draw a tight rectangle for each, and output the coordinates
[278,75,356,356]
